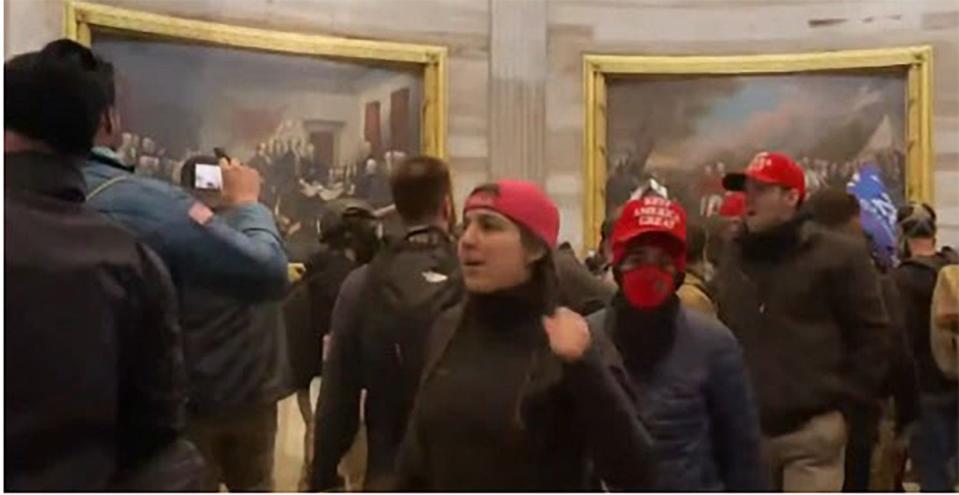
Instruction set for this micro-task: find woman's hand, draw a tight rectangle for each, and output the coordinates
[542,307,592,362]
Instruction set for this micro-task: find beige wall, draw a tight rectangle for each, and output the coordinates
[5,0,959,248]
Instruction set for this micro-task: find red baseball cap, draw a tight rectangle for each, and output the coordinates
[611,196,687,271]
[464,180,560,249]
[722,151,806,201]
[718,192,747,218]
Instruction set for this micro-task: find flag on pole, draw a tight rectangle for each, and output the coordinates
[848,163,898,267]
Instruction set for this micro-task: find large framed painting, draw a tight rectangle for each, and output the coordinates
[583,47,933,250]
[66,1,447,260]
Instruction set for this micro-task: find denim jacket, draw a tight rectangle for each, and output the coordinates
[82,147,288,302]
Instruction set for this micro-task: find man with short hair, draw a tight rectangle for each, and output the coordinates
[311,155,461,491]
[40,38,290,490]
[713,152,890,491]
[39,39,289,303]
[807,187,916,491]
[5,46,197,491]
[893,202,959,491]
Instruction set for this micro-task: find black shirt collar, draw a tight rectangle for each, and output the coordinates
[5,151,86,203]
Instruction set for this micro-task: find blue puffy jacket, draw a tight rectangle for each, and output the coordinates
[588,306,767,491]
[83,147,288,301]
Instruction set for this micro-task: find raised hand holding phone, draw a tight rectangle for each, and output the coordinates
[219,156,262,207]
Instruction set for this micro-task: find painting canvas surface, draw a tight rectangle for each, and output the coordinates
[605,72,907,222]
[92,32,423,260]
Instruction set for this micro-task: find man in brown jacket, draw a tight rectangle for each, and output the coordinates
[713,152,891,491]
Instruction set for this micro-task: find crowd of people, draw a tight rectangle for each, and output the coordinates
[608,149,907,223]
[109,125,400,262]
[6,38,959,493]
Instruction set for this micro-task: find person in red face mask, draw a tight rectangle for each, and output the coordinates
[587,195,768,491]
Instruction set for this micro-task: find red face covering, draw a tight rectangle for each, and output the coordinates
[622,265,674,309]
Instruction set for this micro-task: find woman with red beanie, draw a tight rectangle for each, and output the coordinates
[391,180,655,491]
[588,195,766,491]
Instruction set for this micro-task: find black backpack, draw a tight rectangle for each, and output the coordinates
[356,227,463,439]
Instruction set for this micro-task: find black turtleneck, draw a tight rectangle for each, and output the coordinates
[413,278,551,490]
[738,213,809,262]
[610,293,680,378]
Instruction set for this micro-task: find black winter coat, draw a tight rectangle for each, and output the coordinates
[893,252,959,396]
[714,218,891,435]
[4,152,187,491]
[391,295,656,491]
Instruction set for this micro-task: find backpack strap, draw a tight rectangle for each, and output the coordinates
[901,256,949,274]
[86,174,130,200]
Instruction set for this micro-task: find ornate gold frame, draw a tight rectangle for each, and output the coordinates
[64,0,448,158]
[583,47,934,250]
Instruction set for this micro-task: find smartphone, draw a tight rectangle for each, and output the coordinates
[213,147,231,162]
[194,163,223,190]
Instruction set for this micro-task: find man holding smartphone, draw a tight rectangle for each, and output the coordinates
[40,40,289,301]
[41,40,291,490]
[170,156,296,491]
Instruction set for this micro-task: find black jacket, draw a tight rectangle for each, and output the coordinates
[893,252,959,396]
[714,217,891,435]
[4,152,187,491]
[555,243,616,316]
[311,238,622,490]
[391,295,656,491]
[311,228,461,491]
[877,271,920,430]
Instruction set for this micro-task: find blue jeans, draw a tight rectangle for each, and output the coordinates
[910,395,958,492]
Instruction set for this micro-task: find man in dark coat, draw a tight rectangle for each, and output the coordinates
[311,157,459,491]
[893,202,959,491]
[4,44,195,491]
[714,152,891,491]
[589,196,766,491]
[807,187,918,491]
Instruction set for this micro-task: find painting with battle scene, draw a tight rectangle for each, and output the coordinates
[604,72,907,223]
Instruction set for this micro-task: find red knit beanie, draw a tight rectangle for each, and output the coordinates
[464,180,560,249]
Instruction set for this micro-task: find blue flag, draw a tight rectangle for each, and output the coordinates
[847,164,898,267]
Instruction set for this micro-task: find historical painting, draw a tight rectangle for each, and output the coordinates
[583,48,933,250]
[606,73,906,216]
[69,1,446,261]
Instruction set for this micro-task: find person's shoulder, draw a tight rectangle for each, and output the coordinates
[86,164,194,211]
[585,307,610,332]
[679,307,738,349]
[344,264,370,288]
[337,264,371,303]
[804,221,860,253]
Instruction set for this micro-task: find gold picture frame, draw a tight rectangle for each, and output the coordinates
[64,0,448,159]
[583,47,933,250]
